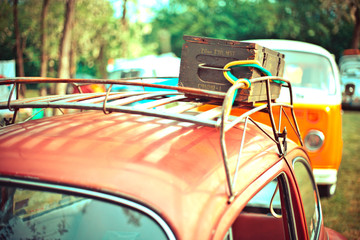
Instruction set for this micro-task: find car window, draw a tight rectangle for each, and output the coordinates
[108,69,144,79]
[229,174,295,240]
[0,185,168,240]
[293,159,321,240]
[280,51,336,95]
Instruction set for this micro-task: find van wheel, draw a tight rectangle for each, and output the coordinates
[318,184,336,198]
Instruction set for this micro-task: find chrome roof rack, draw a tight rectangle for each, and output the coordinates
[0,76,303,202]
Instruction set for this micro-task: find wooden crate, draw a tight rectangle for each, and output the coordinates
[178,36,285,102]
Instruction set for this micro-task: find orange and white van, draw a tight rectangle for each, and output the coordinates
[247,39,343,197]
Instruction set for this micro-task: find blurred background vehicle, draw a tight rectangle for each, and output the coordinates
[0,60,17,125]
[106,53,180,92]
[243,39,343,198]
[339,49,360,109]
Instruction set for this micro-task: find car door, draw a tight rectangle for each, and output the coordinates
[216,160,298,240]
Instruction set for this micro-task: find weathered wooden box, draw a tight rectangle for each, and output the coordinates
[178,36,285,102]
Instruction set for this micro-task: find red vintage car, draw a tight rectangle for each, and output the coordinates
[0,76,346,239]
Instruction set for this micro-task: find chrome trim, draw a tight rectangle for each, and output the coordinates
[304,130,325,152]
[313,169,338,185]
[278,172,298,240]
[292,157,322,240]
[0,177,176,240]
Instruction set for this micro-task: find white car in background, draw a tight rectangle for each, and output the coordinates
[339,52,360,109]
[106,53,180,92]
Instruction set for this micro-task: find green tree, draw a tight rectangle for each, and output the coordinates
[0,2,14,61]
[148,0,354,60]
[320,0,360,49]
[0,0,65,76]
[13,0,26,98]
[40,0,50,78]
[56,0,75,97]
[0,0,152,79]
[148,0,301,56]
[72,0,119,78]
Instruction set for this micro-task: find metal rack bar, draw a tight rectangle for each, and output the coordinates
[1,100,218,127]
[106,92,179,106]
[0,76,303,202]
[133,95,187,109]
[217,76,302,201]
[0,77,229,99]
[195,106,222,120]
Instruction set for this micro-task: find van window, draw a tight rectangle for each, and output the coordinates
[0,185,168,240]
[281,51,336,95]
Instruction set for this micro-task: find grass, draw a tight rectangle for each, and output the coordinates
[321,110,360,240]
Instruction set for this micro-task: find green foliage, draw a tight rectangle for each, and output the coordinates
[0,2,15,60]
[0,0,357,77]
[0,0,152,78]
[147,0,356,59]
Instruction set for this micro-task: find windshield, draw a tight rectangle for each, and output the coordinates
[0,185,168,240]
[280,51,336,94]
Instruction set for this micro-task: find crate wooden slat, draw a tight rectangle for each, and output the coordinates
[178,35,285,103]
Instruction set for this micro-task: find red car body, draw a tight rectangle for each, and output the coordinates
[0,77,346,239]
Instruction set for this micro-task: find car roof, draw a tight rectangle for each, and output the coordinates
[0,68,306,238]
[244,39,334,59]
[0,108,294,238]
